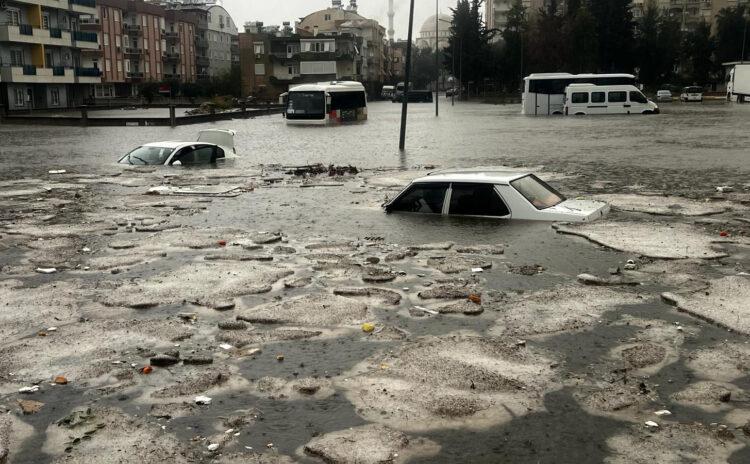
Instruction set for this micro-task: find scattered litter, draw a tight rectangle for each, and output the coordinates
[245,348,262,356]
[225,429,235,435]
[624,259,637,271]
[645,421,659,428]
[468,294,482,305]
[19,385,40,394]
[47,327,58,332]
[654,410,672,416]
[207,443,220,452]
[81,247,91,253]
[719,231,729,237]
[194,395,212,405]
[53,376,68,385]
[139,366,153,375]
[471,268,484,273]
[276,354,285,362]
[361,322,376,333]
[218,240,227,247]
[35,267,58,274]
[716,186,734,193]
[413,306,439,315]
[219,343,234,350]
[48,170,67,174]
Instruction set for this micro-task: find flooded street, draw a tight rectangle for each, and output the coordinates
[1,101,749,464]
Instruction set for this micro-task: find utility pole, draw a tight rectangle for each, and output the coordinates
[435,0,439,117]
[743,9,748,62]
[399,0,415,151]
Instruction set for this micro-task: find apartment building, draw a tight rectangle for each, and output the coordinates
[94,0,195,99]
[0,0,101,110]
[296,1,387,86]
[632,0,748,32]
[239,23,363,100]
[156,1,239,79]
[486,0,548,31]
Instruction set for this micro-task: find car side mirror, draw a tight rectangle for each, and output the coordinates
[173,160,182,166]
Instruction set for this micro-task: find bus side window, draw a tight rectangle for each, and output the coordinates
[571,92,589,104]
[591,92,605,103]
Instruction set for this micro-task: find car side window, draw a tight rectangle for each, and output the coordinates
[591,92,605,103]
[629,91,647,104]
[571,92,588,104]
[389,183,449,214]
[449,183,510,217]
[215,147,225,160]
[608,91,627,103]
[172,145,215,165]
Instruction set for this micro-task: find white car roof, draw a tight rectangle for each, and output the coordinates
[141,141,192,149]
[415,169,530,186]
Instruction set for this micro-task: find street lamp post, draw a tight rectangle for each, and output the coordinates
[435,0,439,117]
[398,0,415,151]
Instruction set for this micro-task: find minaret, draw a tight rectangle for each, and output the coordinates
[387,0,395,43]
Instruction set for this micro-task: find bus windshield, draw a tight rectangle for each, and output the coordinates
[287,91,326,118]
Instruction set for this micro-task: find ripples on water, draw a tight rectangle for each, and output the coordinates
[1,101,749,179]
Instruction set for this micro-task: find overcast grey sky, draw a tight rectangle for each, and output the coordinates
[220,0,454,41]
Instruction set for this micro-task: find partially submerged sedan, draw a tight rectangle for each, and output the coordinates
[383,169,609,222]
[118,129,236,166]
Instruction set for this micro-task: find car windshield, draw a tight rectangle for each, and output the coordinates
[119,146,174,165]
[511,175,565,210]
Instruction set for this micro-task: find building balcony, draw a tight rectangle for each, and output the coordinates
[79,17,101,30]
[124,47,143,56]
[126,71,144,80]
[197,71,210,80]
[164,31,180,40]
[1,65,75,83]
[80,45,103,55]
[14,0,70,9]
[195,37,208,48]
[69,0,97,14]
[196,55,210,66]
[0,24,72,47]
[163,52,181,62]
[72,30,99,49]
[75,66,102,83]
[123,24,142,35]
[163,73,182,80]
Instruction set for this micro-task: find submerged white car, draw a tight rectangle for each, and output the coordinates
[118,129,236,166]
[384,169,609,222]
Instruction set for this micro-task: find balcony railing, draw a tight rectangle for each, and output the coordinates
[50,28,63,38]
[22,65,37,75]
[70,0,96,7]
[19,24,33,35]
[123,24,142,34]
[124,47,142,55]
[73,30,98,43]
[163,73,181,79]
[164,31,179,39]
[79,17,101,27]
[163,52,181,61]
[126,71,144,79]
[52,66,65,76]
[75,67,102,77]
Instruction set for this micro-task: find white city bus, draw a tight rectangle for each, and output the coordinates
[522,73,637,115]
[286,81,368,125]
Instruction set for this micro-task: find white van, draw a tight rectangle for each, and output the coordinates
[564,84,659,115]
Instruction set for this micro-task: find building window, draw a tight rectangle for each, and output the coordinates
[142,15,147,27]
[154,17,159,31]
[115,10,120,22]
[157,62,161,74]
[105,59,111,72]
[117,60,122,72]
[14,88,25,107]
[10,50,23,66]
[144,39,148,50]
[115,35,121,47]
[103,33,109,46]
[255,64,265,75]
[50,88,60,106]
[254,42,264,54]
[7,9,20,26]
[145,62,150,73]
[288,65,298,75]
[101,7,108,19]
[42,14,50,29]
[325,14,331,20]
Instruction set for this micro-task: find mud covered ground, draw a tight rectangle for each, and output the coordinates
[1,103,749,463]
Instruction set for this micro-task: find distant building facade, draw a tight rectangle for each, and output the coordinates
[632,0,747,32]
[239,22,363,100]
[0,0,101,110]
[295,1,387,89]
[416,14,451,50]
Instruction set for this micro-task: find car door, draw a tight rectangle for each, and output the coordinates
[447,183,511,218]
[386,183,449,214]
[170,144,216,166]
[607,90,628,114]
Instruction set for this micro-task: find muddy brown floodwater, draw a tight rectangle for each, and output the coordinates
[0,101,749,464]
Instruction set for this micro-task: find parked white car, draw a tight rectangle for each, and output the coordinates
[564,84,659,115]
[118,129,236,166]
[680,86,703,102]
[656,89,673,102]
[383,169,610,222]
